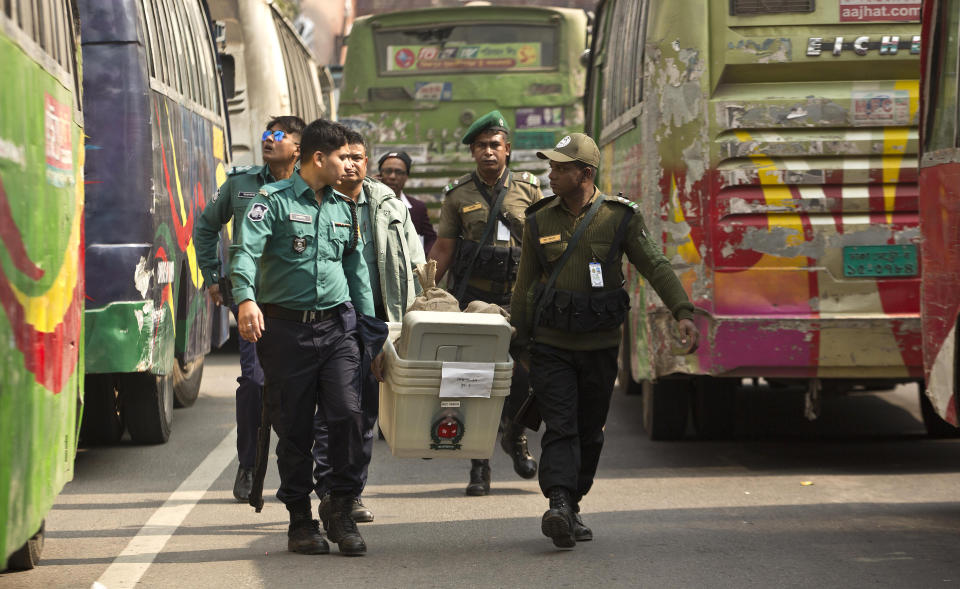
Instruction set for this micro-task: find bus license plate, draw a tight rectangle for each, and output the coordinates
[843,245,918,278]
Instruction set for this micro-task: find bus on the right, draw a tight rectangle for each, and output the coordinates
[586,0,925,438]
[919,0,960,435]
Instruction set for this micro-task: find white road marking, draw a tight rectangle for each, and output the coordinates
[93,427,238,589]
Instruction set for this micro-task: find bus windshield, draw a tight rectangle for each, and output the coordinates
[375,23,558,74]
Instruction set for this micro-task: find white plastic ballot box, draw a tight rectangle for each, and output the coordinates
[379,312,514,458]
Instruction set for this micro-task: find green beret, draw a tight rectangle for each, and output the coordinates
[461,110,510,145]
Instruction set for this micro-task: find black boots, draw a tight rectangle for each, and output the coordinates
[326,495,367,556]
[465,459,491,496]
[233,466,253,502]
[287,509,329,555]
[541,487,576,549]
[318,493,374,527]
[500,421,538,479]
[572,503,593,542]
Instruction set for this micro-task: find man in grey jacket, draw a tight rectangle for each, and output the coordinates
[314,129,426,525]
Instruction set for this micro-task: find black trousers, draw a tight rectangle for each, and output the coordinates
[313,364,378,498]
[530,343,619,502]
[231,305,263,469]
[257,305,365,509]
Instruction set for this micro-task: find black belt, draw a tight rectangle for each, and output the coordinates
[262,303,337,323]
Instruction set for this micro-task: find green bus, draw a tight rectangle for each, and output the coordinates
[338,4,589,210]
[586,0,923,439]
[0,0,84,570]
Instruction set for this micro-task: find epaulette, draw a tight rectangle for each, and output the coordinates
[258,177,293,198]
[514,170,540,187]
[227,164,257,175]
[524,194,558,217]
[443,173,472,195]
[608,195,640,212]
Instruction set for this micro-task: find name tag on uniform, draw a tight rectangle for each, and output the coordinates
[589,262,604,288]
[539,234,561,244]
[238,191,256,199]
[332,221,352,228]
[496,221,510,242]
[462,202,483,213]
[289,213,312,223]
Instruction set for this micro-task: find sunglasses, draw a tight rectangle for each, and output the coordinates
[262,130,287,142]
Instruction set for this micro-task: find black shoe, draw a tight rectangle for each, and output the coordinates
[541,487,576,549]
[327,496,367,556]
[233,467,253,502]
[287,518,329,555]
[351,497,374,523]
[317,493,332,531]
[465,459,491,496]
[500,422,537,479]
[573,512,593,542]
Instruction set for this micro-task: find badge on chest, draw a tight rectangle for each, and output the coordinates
[292,237,307,254]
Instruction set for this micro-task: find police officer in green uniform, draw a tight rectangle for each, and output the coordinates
[232,119,375,556]
[428,110,542,496]
[510,133,700,549]
[194,115,305,502]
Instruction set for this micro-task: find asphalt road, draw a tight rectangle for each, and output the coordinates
[3,351,960,588]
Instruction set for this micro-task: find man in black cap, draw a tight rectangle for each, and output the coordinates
[428,109,542,496]
[511,132,699,548]
[377,151,437,254]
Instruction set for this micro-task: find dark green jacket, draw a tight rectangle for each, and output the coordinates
[510,189,694,351]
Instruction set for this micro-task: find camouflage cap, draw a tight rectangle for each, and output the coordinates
[461,110,510,145]
[536,133,600,168]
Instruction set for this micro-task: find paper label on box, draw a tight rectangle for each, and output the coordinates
[439,362,496,398]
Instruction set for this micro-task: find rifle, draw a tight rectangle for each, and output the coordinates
[248,399,270,513]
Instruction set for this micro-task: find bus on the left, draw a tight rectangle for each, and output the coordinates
[0,0,85,571]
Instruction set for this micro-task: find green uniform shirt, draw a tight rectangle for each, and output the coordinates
[230,171,375,316]
[437,169,542,246]
[195,165,277,285]
[510,189,695,351]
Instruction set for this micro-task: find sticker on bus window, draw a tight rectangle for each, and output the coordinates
[851,89,911,126]
[516,107,564,129]
[414,82,453,101]
[387,43,542,72]
[839,0,921,23]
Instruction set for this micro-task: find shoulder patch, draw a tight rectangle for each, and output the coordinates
[443,173,472,195]
[515,171,540,187]
[524,194,558,217]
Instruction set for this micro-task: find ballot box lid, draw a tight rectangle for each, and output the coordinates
[397,311,512,362]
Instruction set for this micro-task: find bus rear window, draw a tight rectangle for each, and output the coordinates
[375,24,558,74]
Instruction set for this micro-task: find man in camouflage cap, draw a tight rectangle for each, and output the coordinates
[428,109,542,495]
[511,132,699,549]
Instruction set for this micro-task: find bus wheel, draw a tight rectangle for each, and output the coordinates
[919,389,960,438]
[692,377,737,439]
[6,520,44,570]
[618,330,642,395]
[173,356,204,408]
[122,372,174,444]
[79,375,124,445]
[642,377,691,440]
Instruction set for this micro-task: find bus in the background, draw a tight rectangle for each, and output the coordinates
[0,0,84,570]
[209,0,331,167]
[338,4,589,217]
[586,0,924,439]
[78,0,230,445]
[918,0,960,435]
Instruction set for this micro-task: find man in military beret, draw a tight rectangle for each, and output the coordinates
[194,115,305,503]
[428,109,542,496]
[510,132,700,549]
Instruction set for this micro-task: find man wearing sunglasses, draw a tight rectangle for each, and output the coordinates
[195,115,304,503]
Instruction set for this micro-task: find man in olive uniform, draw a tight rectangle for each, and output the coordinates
[428,110,542,496]
[232,119,375,556]
[194,115,305,502]
[510,133,700,549]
